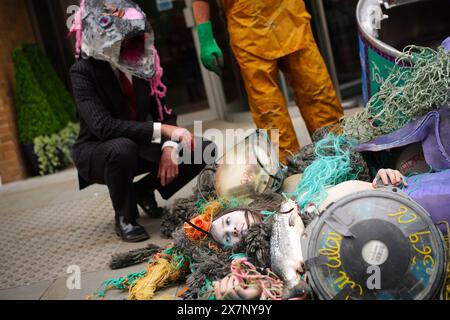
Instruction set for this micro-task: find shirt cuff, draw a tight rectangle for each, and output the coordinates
[152,122,162,144]
[162,141,178,150]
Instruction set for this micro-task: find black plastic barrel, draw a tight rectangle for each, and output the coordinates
[303,187,446,300]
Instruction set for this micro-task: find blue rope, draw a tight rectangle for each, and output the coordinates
[288,134,358,213]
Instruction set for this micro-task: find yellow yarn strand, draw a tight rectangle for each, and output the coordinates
[127,247,189,300]
[128,258,175,300]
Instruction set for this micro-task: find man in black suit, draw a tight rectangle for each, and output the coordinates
[69,0,215,242]
[70,57,215,242]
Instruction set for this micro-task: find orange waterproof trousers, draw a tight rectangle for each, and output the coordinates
[231,24,344,163]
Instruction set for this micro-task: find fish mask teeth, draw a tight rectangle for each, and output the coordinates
[81,0,155,80]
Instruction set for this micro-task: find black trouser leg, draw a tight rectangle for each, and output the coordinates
[89,137,216,222]
[134,137,216,200]
[90,138,140,222]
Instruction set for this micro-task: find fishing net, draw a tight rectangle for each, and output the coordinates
[289,134,361,215]
[286,142,371,182]
[291,43,450,213]
[343,44,450,142]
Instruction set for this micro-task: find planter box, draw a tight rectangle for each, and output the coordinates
[21,143,40,177]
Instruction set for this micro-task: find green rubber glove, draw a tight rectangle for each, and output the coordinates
[197,21,224,77]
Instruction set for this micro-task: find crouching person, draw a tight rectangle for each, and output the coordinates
[68,0,216,242]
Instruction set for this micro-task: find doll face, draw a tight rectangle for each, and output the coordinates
[210,210,258,247]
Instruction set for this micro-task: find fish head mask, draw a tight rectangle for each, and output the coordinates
[79,0,155,80]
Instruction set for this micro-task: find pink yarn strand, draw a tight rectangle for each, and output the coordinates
[149,45,172,121]
[229,258,284,300]
[68,0,84,59]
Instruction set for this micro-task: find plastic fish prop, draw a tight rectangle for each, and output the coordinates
[270,199,309,298]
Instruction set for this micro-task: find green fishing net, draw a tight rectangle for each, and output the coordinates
[343,44,450,142]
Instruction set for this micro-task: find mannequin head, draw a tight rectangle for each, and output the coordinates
[210,209,261,247]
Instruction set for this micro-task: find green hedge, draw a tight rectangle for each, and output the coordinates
[21,43,76,124]
[13,43,76,144]
[13,46,62,144]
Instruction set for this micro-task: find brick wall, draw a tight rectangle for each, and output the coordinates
[0,0,36,183]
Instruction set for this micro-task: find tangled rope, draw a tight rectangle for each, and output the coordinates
[289,134,359,214]
[230,258,284,300]
[343,44,450,142]
[286,142,371,182]
[93,270,146,299]
[94,245,189,300]
[109,244,161,270]
[213,258,284,300]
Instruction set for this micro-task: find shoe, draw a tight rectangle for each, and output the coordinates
[135,189,164,218]
[115,216,150,242]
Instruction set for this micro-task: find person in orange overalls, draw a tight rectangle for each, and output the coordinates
[193,0,344,162]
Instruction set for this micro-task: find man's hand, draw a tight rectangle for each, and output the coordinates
[161,124,195,150]
[372,168,407,188]
[158,147,179,187]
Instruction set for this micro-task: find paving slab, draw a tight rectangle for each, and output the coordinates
[0,115,354,300]
[48,263,148,300]
[39,262,182,300]
[0,279,54,300]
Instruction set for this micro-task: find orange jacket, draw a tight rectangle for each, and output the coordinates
[221,0,312,59]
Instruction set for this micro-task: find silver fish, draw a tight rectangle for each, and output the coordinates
[270,199,309,298]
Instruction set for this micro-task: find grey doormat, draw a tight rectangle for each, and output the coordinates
[0,194,121,290]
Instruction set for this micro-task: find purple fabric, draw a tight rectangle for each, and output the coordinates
[403,170,450,233]
[443,37,450,51]
[356,106,450,171]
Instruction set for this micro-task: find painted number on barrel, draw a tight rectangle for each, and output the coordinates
[388,206,434,267]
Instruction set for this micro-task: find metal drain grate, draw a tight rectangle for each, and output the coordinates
[0,194,121,289]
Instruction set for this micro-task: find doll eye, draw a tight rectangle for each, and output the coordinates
[226,217,230,225]
[99,15,113,29]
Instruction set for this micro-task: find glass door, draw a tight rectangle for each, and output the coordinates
[207,0,249,115]
[135,0,221,124]
[306,0,363,102]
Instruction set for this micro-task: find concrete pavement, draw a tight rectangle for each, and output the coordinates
[0,113,350,300]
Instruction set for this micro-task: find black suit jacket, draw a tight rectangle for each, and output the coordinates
[70,58,177,189]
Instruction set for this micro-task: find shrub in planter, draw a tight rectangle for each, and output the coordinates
[33,134,64,175]
[58,122,79,167]
[21,144,40,177]
[33,122,80,176]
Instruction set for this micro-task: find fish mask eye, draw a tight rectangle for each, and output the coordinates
[99,15,113,29]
